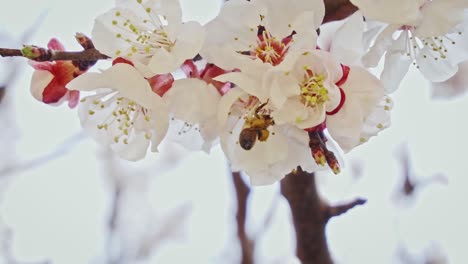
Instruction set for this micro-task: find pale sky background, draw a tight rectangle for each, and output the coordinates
[0,0,467,263]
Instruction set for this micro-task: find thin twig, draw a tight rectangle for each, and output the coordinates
[0,132,86,178]
[0,47,109,61]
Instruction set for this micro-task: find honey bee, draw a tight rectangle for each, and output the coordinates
[239,101,275,150]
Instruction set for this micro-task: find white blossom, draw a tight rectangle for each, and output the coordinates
[67,62,169,161]
[352,0,468,92]
[202,0,324,74]
[92,0,205,75]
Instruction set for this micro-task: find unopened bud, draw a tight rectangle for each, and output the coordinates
[325,150,340,174]
[22,45,49,60]
[75,32,95,50]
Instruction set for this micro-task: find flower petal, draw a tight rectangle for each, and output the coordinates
[30,70,54,102]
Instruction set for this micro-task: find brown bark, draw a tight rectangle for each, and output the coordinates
[281,167,366,264]
[232,171,255,264]
[323,0,358,24]
[0,47,108,62]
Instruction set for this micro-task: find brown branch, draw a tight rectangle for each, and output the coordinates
[0,47,109,61]
[0,88,5,103]
[323,0,358,24]
[232,171,255,264]
[325,198,366,219]
[281,167,366,264]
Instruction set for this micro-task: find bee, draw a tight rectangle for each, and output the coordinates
[239,101,275,150]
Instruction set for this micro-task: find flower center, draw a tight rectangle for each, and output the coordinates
[82,93,153,145]
[403,29,463,66]
[253,29,290,66]
[299,69,329,108]
[110,2,175,57]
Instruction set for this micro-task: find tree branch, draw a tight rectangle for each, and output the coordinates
[325,198,366,220]
[323,0,358,24]
[281,167,365,264]
[232,171,255,264]
[0,47,109,62]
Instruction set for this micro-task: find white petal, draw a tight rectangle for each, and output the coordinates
[431,60,468,99]
[170,21,205,67]
[261,0,324,37]
[163,79,220,123]
[67,63,162,110]
[273,99,325,129]
[415,0,465,37]
[350,0,424,25]
[363,24,400,67]
[148,48,179,74]
[379,32,412,92]
[329,11,365,65]
[327,66,383,151]
[30,70,53,102]
[416,46,459,82]
[217,87,246,128]
[214,72,266,101]
[268,72,300,109]
[110,131,150,161]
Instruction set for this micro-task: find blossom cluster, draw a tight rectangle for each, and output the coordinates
[28,0,467,185]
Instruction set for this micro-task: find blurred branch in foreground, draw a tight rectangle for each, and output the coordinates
[0,132,85,178]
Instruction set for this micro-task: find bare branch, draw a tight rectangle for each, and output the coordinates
[281,167,367,264]
[0,47,109,62]
[231,171,255,264]
[325,198,367,220]
[0,132,85,178]
[281,167,333,264]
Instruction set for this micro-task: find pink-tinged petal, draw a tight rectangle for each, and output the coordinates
[181,60,200,78]
[47,38,65,51]
[30,70,54,102]
[42,78,68,104]
[148,73,174,97]
[67,90,80,108]
[200,63,231,94]
[28,60,54,71]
